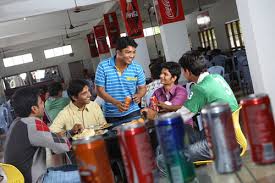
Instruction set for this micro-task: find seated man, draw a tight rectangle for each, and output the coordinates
[151,62,188,112]
[50,79,107,135]
[141,61,163,108]
[45,82,70,122]
[4,87,82,183]
[143,50,239,161]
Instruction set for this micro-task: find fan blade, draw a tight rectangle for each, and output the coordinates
[73,23,88,28]
[69,24,75,29]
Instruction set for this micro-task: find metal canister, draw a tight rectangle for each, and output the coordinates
[72,136,115,183]
[201,103,242,174]
[150,96,159,111]
[240,94,275,164]
[155,113,196,182]
[118,123,157,183]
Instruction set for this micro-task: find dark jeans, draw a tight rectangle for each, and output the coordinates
[105,110,141,127]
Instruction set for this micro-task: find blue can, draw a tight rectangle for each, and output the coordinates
[155,113,196,183]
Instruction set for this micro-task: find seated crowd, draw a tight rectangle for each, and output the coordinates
[3,36,239,182]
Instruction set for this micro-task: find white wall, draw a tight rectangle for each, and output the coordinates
[235,0,275,113]
[0,34,96,85]
[185,0,239,50]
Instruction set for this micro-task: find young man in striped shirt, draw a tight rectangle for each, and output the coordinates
[95,36,146,125]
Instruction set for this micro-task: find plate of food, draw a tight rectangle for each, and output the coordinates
[72,129,95,140]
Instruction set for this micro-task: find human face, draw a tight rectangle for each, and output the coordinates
[160,68,177,86]
[73,85,91,105]
[182,68,191,82]
[31,96,45,118]
[117,46,136,65]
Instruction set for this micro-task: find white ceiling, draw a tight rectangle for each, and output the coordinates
[0,0,218,52]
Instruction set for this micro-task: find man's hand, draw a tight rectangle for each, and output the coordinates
[70,124,84,135]
[115,101,129,112]
[132,94,141,104]
[141,108,157,120]
[158,102,170,111]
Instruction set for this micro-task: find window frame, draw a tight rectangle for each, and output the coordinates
[198,28,218,50]
[225,19,244,50]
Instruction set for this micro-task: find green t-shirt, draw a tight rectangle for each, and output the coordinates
[45,97,70,121]
[184,74,238,114]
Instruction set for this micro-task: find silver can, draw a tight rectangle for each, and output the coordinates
[201,102,242,174]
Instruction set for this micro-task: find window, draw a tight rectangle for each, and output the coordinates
[3,53,33,67]
[225,20,244,50]
[198,28,217,50]
[3,73,29,89]
[44,45,73,59]
[30,66,60,83]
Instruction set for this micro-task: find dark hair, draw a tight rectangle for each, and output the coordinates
[161,62,181,84]
[178,50,207,76]
[12,87,40,117]
[149,62,163,80]
[48,82,63,97]
[116,36,138,51]
[67,79,89,102]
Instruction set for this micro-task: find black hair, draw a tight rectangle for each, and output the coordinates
[116,36,138,51]
[149,62,163,80]
[48,82,63,97]
[67,79,89,102]
[161,62,181,84]
[178,50,207,76]
[12,87,40,117]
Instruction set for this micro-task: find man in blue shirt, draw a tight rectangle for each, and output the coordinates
[95,36,146,124]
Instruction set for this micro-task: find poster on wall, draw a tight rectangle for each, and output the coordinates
[154,0,185,25]
[86,33,99,58]
[104,12,121,48]
[94,25,110,54]
[119,0,144,39]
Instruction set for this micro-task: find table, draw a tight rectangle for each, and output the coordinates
[159,153,275,183]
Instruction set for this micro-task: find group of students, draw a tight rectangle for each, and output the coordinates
[3,36,239,182]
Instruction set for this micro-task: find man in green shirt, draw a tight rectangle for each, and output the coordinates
[143,50,238,122]
[45,82,70,122]
[143,50,239,161]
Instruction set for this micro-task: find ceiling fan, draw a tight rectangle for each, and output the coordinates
[64,25,80,39]
[66,10,88,30]
[73,0,96,13]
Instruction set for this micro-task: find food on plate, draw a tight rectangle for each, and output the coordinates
[72,129,95,140]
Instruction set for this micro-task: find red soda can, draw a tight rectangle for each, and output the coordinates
[240,94,275,164]
[201,103,242,174]
[150,96,159,111]
[118,123,157,183]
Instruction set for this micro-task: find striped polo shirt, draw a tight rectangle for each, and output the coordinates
[95,56,146,117]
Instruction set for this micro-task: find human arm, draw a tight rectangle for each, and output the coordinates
[132,65,146,104]
[29,119,71,154]
[157,101,182,112]
[96,86,128,112]
[95,63,128,112]
[132,85,146,103]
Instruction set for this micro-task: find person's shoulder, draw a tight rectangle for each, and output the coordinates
[175,85,187,92]
[87,101,101,108]
[98,58,112,66]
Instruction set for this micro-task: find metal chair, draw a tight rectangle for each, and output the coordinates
[208,66,225,77]
[194,106,247,165]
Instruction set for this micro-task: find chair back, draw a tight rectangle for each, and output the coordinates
[232,106,247,156]
[208,66,225,77]
[0,163,24,182]
[194,106,247,165]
